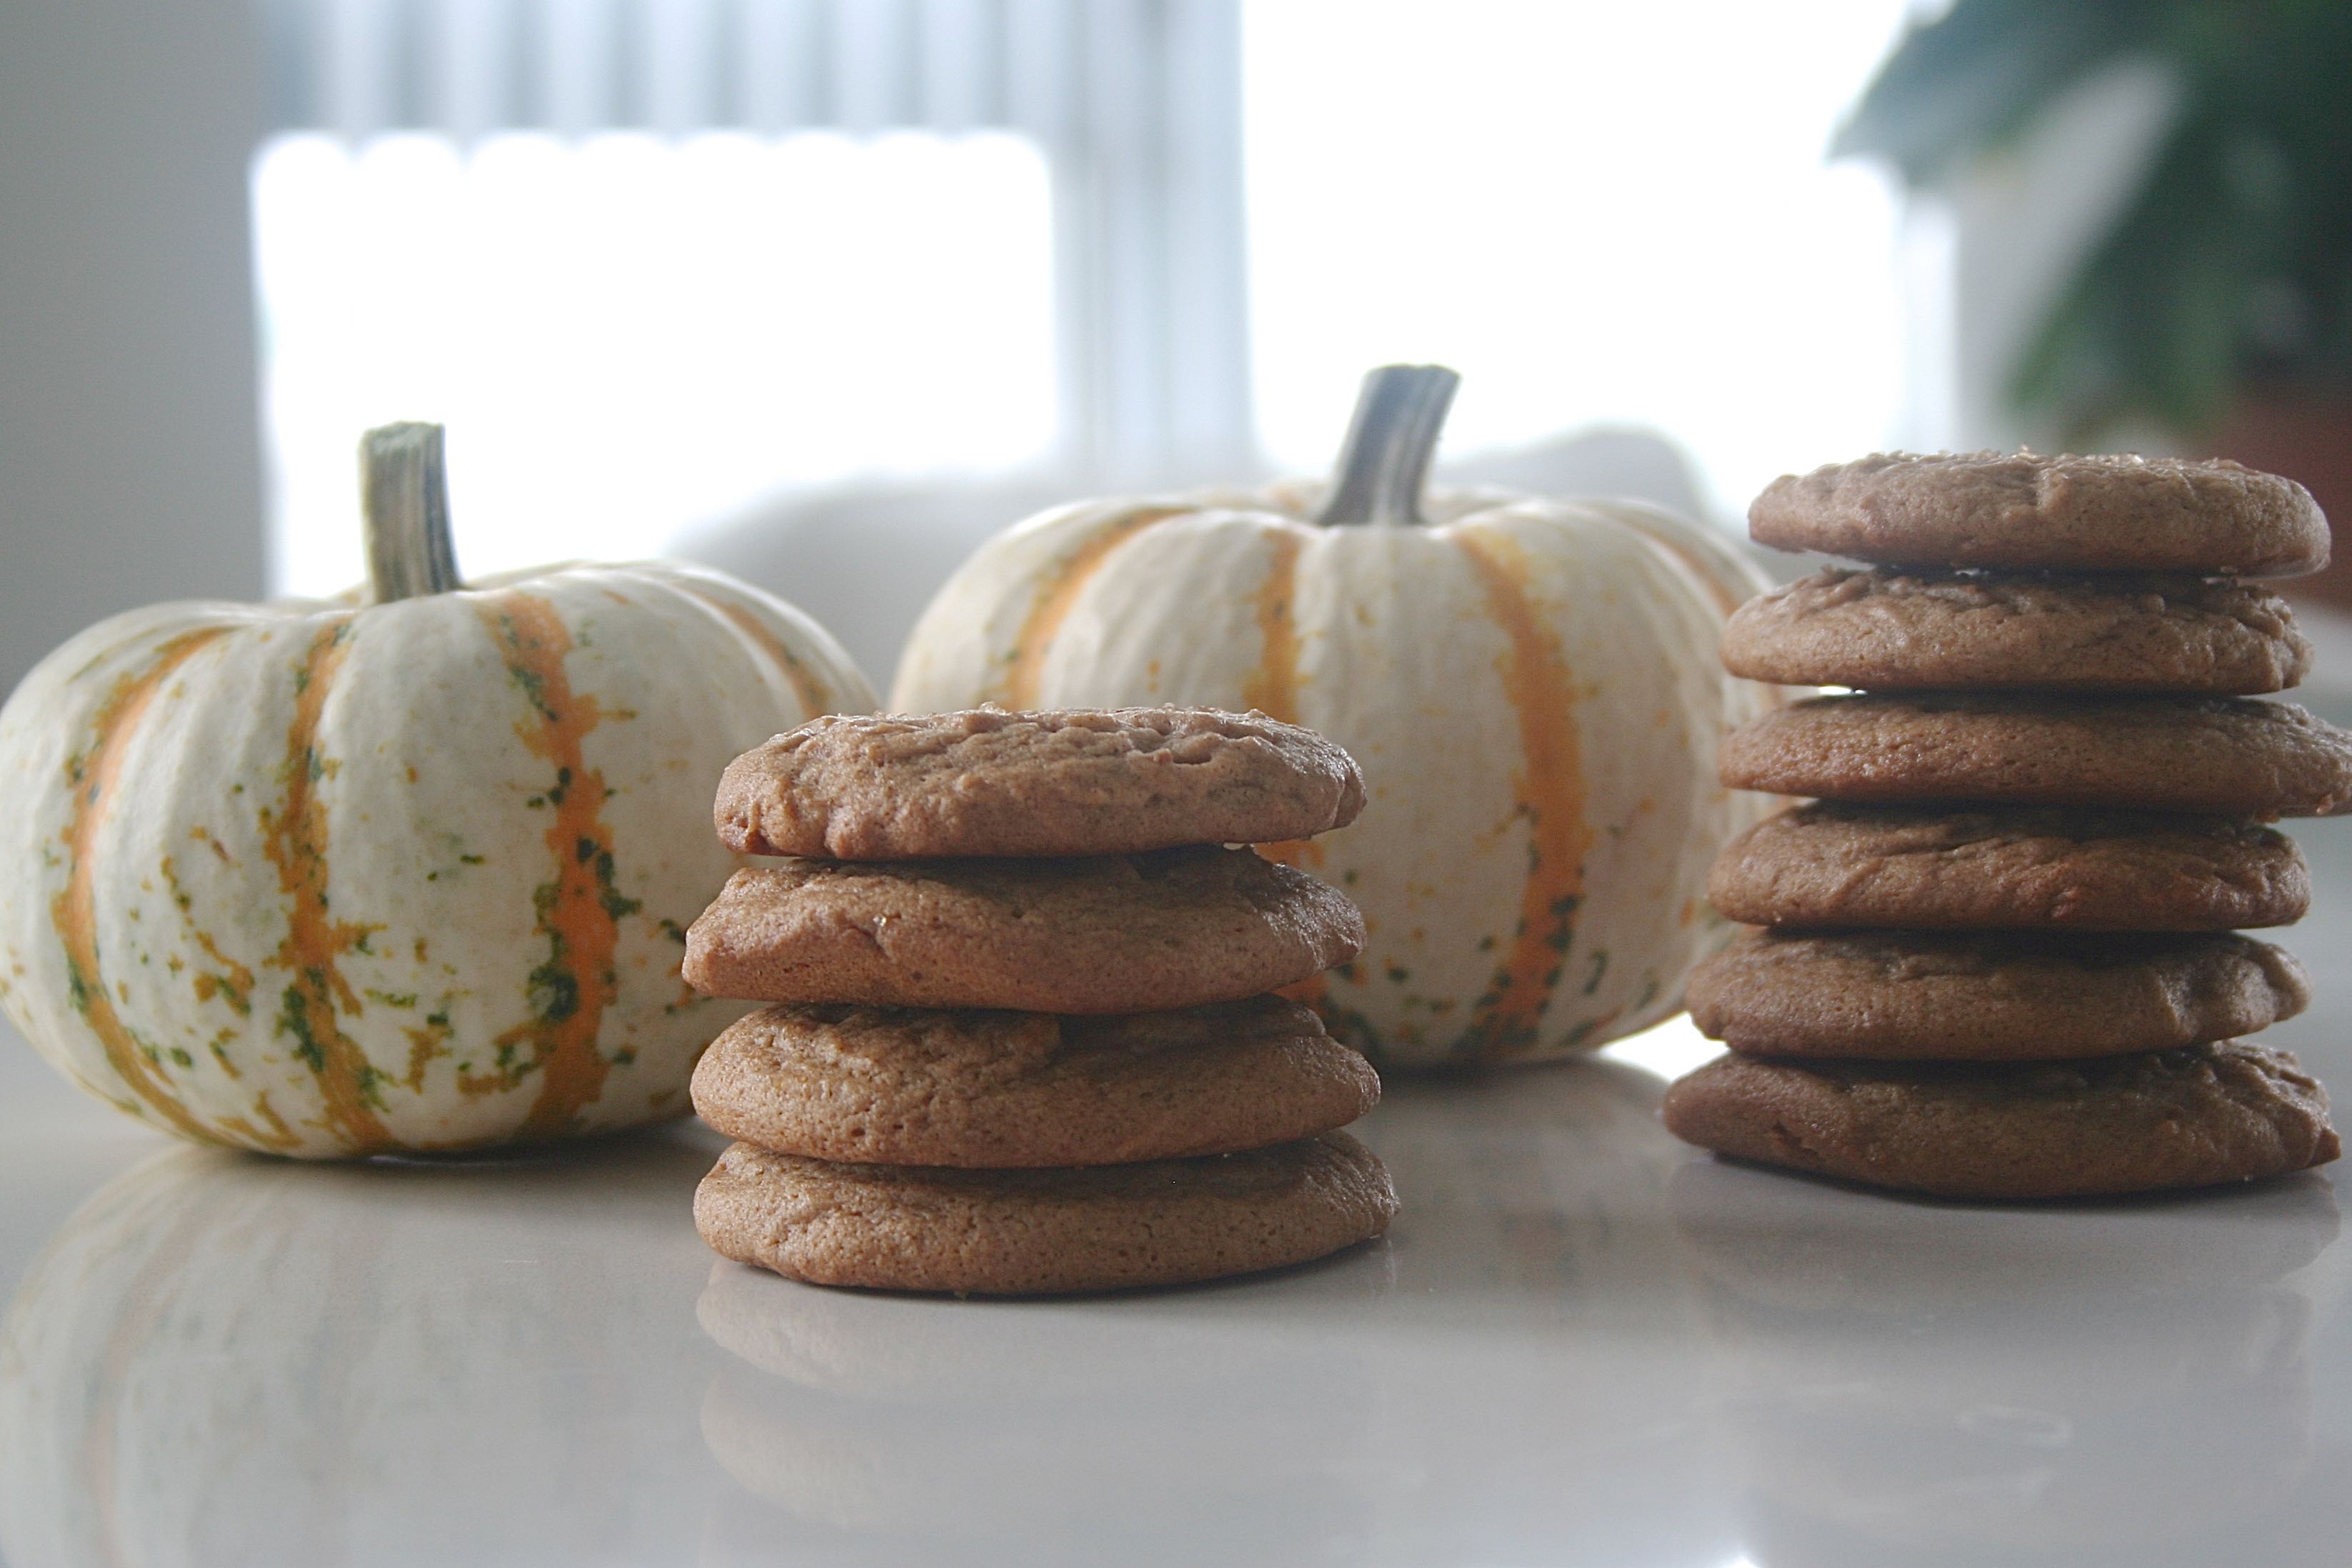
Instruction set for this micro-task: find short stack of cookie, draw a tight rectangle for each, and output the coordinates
[1663,451,2345,1200]
[680,705,1398,1293]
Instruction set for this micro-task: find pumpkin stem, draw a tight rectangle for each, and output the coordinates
[1313,364,1460,527]
[361,422,464,602]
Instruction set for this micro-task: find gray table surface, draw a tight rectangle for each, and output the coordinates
[2,762,2348,1567]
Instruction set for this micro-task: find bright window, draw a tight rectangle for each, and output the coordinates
[1242,0,1921,513]
[252,129,1058,597]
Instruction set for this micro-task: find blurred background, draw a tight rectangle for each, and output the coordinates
[8,0,2352,692]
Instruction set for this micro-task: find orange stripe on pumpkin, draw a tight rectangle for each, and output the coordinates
[675,583,834,718]
[477,591,631,1137]
[999,506,1186,707]
[49,628,235,1145]
[260,615,394,1153]
[215,1092,302,1153]
[1240,527,1305,720]
[1451,528,1594,1059]
[1242,527,1326,870]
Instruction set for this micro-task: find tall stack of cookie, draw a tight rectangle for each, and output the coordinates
[679,706,1397,1293]
[1664,452,2343,1199]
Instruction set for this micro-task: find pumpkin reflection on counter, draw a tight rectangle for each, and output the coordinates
[892,366,1778,1066]
[0,1133,722,1568]
[0,424,876,1157]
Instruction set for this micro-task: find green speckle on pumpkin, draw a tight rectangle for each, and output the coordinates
[276,985,327,1072]
[501,648,562,724]
[1582,949,1610,995]
[528,956,580,1025]
[169,1047,194,1068]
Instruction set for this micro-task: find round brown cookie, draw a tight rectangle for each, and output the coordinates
[683,844,1366,1012]
[691,995,1381,1167]
[1720,693,2352,817]
[694,1131,1398,1294]
[1687,930,2311,1060]
[1750,451,2328,576]
[1719,567,2311,693]
[1661,1041,2340,1200]
[716,706,1366,860]
[1707,803,2310,932]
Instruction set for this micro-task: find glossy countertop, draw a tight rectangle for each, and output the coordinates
[2,819,2348,1568]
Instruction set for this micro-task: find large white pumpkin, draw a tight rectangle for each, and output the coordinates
[894,368,1778,1067]
[0,426,875,1155]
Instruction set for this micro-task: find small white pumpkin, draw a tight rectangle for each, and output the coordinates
[0,426,875,1155]
[894,368,1778,1067]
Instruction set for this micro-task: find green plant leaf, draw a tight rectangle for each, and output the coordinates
[1834,0,2163,184]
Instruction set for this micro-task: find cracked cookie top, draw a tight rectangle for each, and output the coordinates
[1749,451,2328,577]
[690,994,1378,1167]
[1662,1040,2339,1200]
[1721,566,2313,693]
[682,844,1366,1012]
[716,706,1366,859]
[1706,802,2310,932]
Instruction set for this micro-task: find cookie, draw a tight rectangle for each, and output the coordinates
[1707,803,2309,932]
[683,845,1366,1012]
[1661,1041,2340,1199]
[1687,930,2311,1060]
[1719,568,2311,694]
[691,995,1380,1167]
[1720,693,2352,818]
[694,1130,1398,1293]
[716,706,1366,860]
[1749,451,2328,576]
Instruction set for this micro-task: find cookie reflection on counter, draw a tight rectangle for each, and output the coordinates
[694,1258,1383,1549]
[1669,1157,2343,1564]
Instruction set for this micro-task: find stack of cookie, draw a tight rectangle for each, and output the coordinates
[679,706,1398,1293]
[1663,451,2344,1200]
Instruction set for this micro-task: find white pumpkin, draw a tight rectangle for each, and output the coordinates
[893,367,1778,1067]
[0,425,875,1155]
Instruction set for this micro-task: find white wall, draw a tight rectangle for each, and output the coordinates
[0,0,269,695]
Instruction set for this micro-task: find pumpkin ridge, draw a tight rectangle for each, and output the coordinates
[1451,528,1596,1058]
[47,628,236,1146]
[260,615,395,1153]
[476,590,630,1137]
[1611,516,1746,621]
[669,581,833,718]
[1001,506,1187,707]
